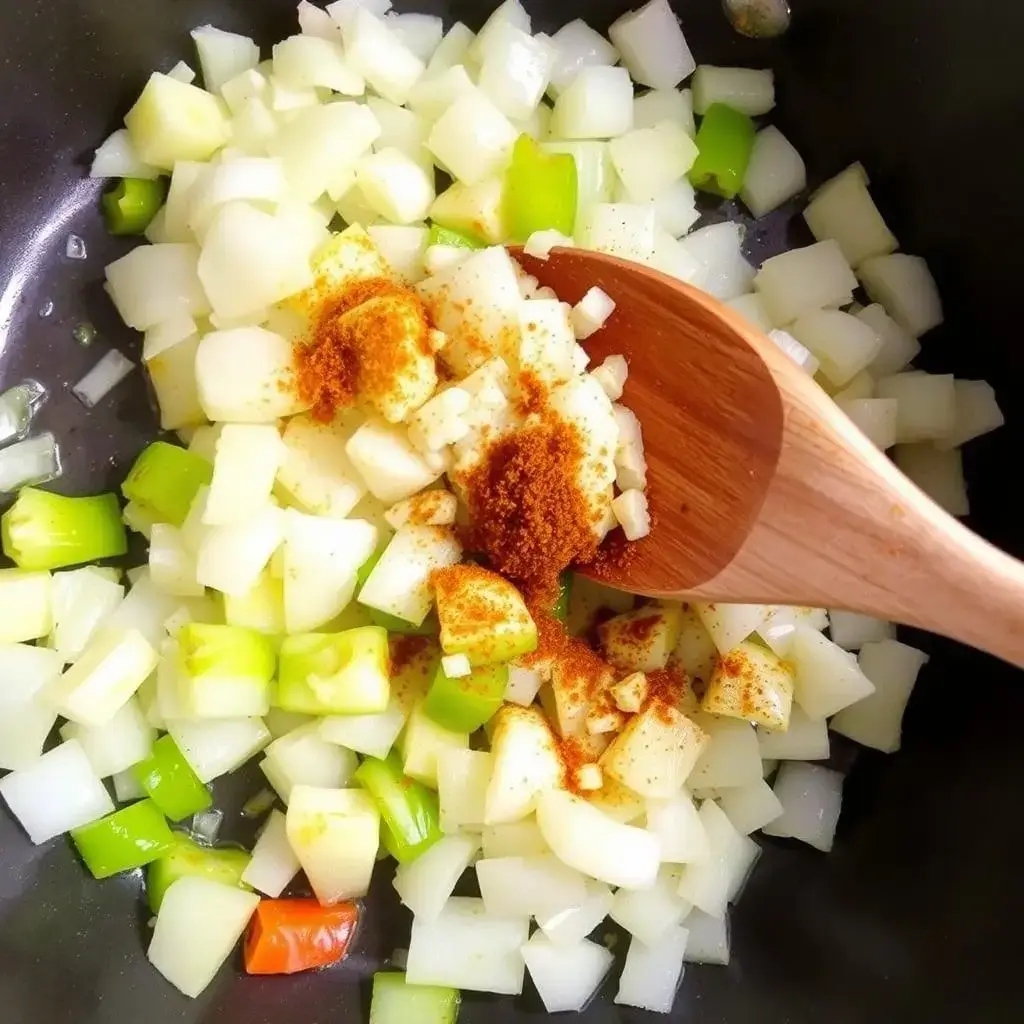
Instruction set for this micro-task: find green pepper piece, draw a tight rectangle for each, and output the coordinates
[70,800,174,879]
[368,608,439,636]
[553,573,573,623]
[121,441,213,527]
[424,659,508,733]
[103,177,166,236]
[353,752,442,864]
[369,971,461,1024]
[688,103,757,199]
[427,223,486,249]
[504,134,578,241]
[133,734,213,822]
[357,545,386,588]
[145,831,251,913]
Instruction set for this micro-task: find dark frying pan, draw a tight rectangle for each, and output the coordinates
[1,1,1022,1021]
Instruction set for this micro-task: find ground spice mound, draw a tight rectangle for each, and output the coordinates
[295,276,434,423]
[515,369,548,416]
[464,417,599,604]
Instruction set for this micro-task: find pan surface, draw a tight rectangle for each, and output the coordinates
[0,1,1021,1022]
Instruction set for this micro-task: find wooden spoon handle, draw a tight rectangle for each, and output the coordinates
[688,326,1024,667]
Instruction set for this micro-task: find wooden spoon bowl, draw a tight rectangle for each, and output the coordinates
[516,247,1024,667]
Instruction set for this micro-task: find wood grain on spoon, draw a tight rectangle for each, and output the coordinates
[516,247,1024,668]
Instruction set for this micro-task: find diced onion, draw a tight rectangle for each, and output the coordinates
[875,371,956,443]
[756,706,830,761]
[936,379,1004,450]
[90,128,160,179]
[762,762,844,851]
[0,432,62,492]
[72,350,135,408]
[609,0,696,89]
[828,610,896,651]
[754,240,857,326]
[692,65,775,116]
[858,253,943,337]
[550,66,635,140]
[683,909,731,964]
[0,644,62,771]
[615,923,689,1014]
[679,222,754,300]
[740,126,806,217]
[717,778,784,834]
[547,19,619,95]
[394,834,479,921]
[522,934,615,1013]
[610,865,692,946]
[241,808,300,896]
[167,716,271,782]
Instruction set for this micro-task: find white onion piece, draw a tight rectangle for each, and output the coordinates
[859,254,943,337]
[523,229,573,260]
[407,64,476,121]
[804,164,897,268]
[683,909,731,964]
[59,698,154,779]
[646,789,710,865]
[273,34,364,94]
[262,722,358,802]
[298,0,341,40]
[693,601,772,654]
[875,371,956,443]
[341,8,424,105]
[481,818,549,859]
[757,605,827,658]
[768,329,819,376]
[168,716,271,782]
[609,122,698,201]
[264,708,313,740]
[550,66,634,140]
[426,21,475,76]
[679,222,755,301]
[321,701,405,760]
[522,934,614,1013]
[478,24,555,122]
[857,303,920,377]
[113,768,145,802]
[546,19,618,95]
[570,286,616,340]
[741,126,807,218]
[754,240,857,326]
[72,350,135,408]
[367,225,429,283]
[187,158,287,234]
[148,876,260,998]
[692,65,775,116]
[675,800,753,918]
[196,504,284,597]
[649,231,706,287]
[689,717,762,790]
[828,610,895,651]
[105,243,210,331]
[833,371,875,403]
[536,876,614,946]
[241,809,300,897]
[436,747,490,833]
[611,865,692,946]
[90,128,160,179]
[385,12,444,62]
[610,0,695,89]
[503,664,543,706]
[394,833,478,921]
[149,524,203,597]
[936,379,1004,449]
[789,310,882,388]
[717,778,784,834]
[0,644,62,770]
[839,397,898,450]
[477,854,588,921]
[426,90,517,186]
[406,897,529,995]
[756,706,830,761]
[832,639,929,752]
[104,571,180,648]
[536,789,660,890]
[790,624,875,719]
[191,25,259,93]
[579,203,655,261]
[643,178,700,237]
[357,147,435,224]
[0,432,62,491]
[277,414,365,518]
[615,924,689,1014]
[896,443,969,516]
[327,0,393,30]
[0,739,113,843]
[633,87,694,134]
[762,762,844,851]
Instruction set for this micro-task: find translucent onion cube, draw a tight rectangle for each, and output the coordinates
[272,34,364,94]
[741,126,807,218]
[0,644,62,770]
[367,224,430,282]
[426,90,517,186]
[341,7,424,104]
[936,379,1004,450]
[105,243,210,332]
[167,715,271,782]
[579,203,656,261]
[478,24,555,121]
[615,923,689,1014]
[148,335,205,431]
[684,909,731,965]
[277,414,366,518]
[610,0,696,90]
[394,833,479,921]
[437,747,491,833]
[547,18,619,95]
[831,639,930,752]
[59,698,155,779]
[406,897,529,995]
[147,876,260,998]
[191,25,260,93]
[476,854,588,922]
[536,876,614,946]
[839,397,898,450]
[717,777,784,834]
[754,240,858,326]
[469,0,531,61]
[789,310,882,388]
[386,12,444,62]
[357,147,435,224]
[894,444,969,517]
[205,424,285,526]
[828,610,895,651]
[521,934,615,1013]
[550,66,634,140]
[676,800,753,918]
[0,739,114,843]
[804,164,897,268]
[426,21,475,76]
[858,253,943,337]
[693,601,772,654]
[692,65,775,116]
[679,222,755,301]
[858,303,921,377]
[789,624,875,719]
[608,122,698,201]
[689,717,762,791]
[756,705,830,761]
[646,789,710,864]
[875,371,956,444]
[611,865,693,947]
[320,700,406,760]
[241,809,299,897]
[196,505,285,597]
[481,818,548,859]
[762,762,844,851]
[633,87,695,134]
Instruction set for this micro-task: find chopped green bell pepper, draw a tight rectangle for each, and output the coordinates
[354,752,442,864]
[133,734,212,822]
[357,546,385,588]
[103,177,166,236]
[71,800,174,879]
[370,971,461,1024]
[1,488,128,570]
[425,660,507,733]
[369,608,439,636]
[504,134,578,241]
[121,441,213,527]
[145,831,251,913]
[553,573,573,623]
[689,102,756,199]
[427,223,485,249]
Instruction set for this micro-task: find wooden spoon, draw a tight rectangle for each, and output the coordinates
[516,247,1024,667]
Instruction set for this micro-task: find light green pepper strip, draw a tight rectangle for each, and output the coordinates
[121,441,213,527]
[553,573,573,623]
[425,660,508,733]
[427,223,485,249]
[354,752,442,864]
[504,134,578,241]
[688,102,757,199]
[103,178,166,236]
[369,971,461,1024]
[70,800,174,879]
[133,734,212,822]
[145,831,251,913]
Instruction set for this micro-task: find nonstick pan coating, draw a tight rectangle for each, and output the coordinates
[0,1,1021,1022]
